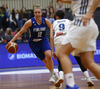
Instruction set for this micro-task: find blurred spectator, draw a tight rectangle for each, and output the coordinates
[42,9,47,18]
[0,36,4,43]
[48,7,55,24]
[22,29,28,42]
[2,4,10,18]
[10,8,21,31]
[30,5,35,18]
[19,7,28,28]
[0,6,9,31]
[0,29,5,43]
[56,2,65,12]
[46,2,55,18]
[13,28,22,43]
[49,7,55,18]
[5,27,13,43]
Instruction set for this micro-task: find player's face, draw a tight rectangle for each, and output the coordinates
[34,9,42,19]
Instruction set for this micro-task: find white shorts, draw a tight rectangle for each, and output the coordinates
[62,19,99,56]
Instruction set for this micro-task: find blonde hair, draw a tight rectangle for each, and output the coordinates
[34,4,42,10]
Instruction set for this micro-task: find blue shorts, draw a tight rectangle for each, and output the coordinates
[29,36,51,60]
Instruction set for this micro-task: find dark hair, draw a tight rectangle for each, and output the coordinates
[0,6,5,11]
[55,10,65,19]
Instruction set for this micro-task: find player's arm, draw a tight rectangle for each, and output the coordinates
[45,18,54,52]
[50,23,57,60]
[56,0,71,4]
[81,0,100,26]
[50,24,54,53]
[45,18,51,29]
[46,19,57,60]
[10,19,32,42]
[87,0,100,16]
[45,19,54,52]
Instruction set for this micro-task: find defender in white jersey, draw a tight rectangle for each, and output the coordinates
[56,0,100,89]
[51,10,93,88]
[50,10,78,88]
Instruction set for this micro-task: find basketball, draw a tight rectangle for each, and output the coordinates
[6,42,18,54]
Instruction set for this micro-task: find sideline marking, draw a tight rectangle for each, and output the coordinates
[0,68,81,75]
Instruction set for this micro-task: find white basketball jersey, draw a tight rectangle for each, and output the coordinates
[71,0,94,26]
[72,0,93,16]
[53,19,71,44]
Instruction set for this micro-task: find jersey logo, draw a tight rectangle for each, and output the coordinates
[33,21,34,23]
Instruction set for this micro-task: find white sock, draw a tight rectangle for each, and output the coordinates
[65,73,75,87]
[59,71,64,79]
[49,70,55,77]
[83,71,90,79]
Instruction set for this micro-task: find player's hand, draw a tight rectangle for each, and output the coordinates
[52,52,57,60]
[81,13,92,26]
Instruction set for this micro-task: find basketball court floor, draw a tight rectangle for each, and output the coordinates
[0,64,100,89]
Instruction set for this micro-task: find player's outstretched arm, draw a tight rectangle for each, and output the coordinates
[56,0,71,4]
[10,20,32,42]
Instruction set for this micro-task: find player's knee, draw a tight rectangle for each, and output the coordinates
[46,54,52,60]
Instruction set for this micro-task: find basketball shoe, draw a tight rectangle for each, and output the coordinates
[65,84,79,89]
[55,71,64,87]
[86,77,94,86]
[49,72,59,84]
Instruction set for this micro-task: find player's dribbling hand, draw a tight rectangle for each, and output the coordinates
[52,52,57,60]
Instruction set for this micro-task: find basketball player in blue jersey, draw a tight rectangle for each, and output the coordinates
[8,4,58,84]
[55,0,100,89]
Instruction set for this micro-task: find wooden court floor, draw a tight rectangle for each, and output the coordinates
[0,65,100,89]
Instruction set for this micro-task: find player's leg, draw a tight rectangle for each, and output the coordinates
[56,43,79,89]
[44,50,53,70]
[55,43,63,71]
[54,42,64,87]
[32,49,58,84]
[58,59,64,82]
[58,58,63,71]
[74,56,94,86]
[55,59,64,87]
[42,58,50,69]
[80,51,100,79]
[42,59,56,84]
[42,37,59,83]
[29,41,57,83]
[44,50,59,83]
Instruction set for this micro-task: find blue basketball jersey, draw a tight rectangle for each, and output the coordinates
[28,17,47,42]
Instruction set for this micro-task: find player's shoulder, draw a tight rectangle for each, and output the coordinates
[45,18,49,22]
[25,19,32,27]
[30,17,35,21]
[30,17,36,24]
[45,18,51,24]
